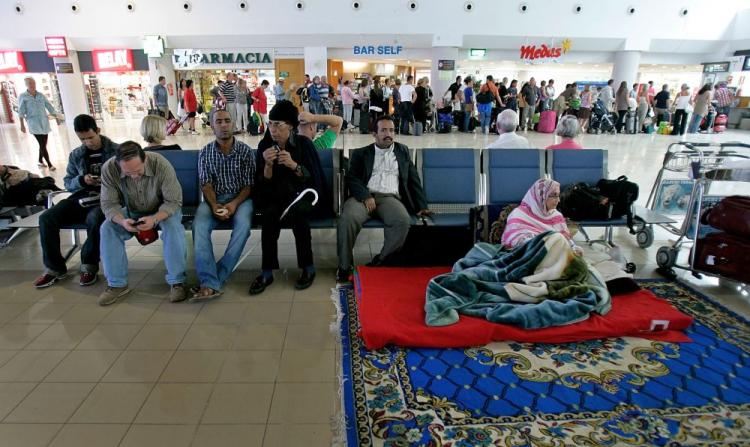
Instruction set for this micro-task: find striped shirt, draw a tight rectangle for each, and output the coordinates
[219,81,237,103]
[198,139,255,196]
[100,151,182,219]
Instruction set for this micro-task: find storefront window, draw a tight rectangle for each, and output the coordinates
[83,71,151,120]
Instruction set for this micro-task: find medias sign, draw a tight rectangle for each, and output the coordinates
[172,49,273,69]
[519,39,572,63]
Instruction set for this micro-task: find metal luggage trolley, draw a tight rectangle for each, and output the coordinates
[646,142,750,279]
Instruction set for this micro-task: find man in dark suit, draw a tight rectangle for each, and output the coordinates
[336,115,430,283]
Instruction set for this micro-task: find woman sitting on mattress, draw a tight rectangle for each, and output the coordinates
[501,178,583,256]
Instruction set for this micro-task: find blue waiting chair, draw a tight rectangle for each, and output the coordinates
[417,148,480,226]
[483,149,546,204]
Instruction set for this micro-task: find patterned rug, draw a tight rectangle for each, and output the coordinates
[336,280,750,446]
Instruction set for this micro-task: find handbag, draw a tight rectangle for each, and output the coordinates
[120,177,158,246]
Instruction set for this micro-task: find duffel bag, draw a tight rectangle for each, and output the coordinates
[558,182,612,222]
[596,175,639,233]
[701,195,750,238]
[693,232,750,283]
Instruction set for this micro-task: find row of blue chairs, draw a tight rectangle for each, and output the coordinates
[419,148,610,226]
[19,147,626,263]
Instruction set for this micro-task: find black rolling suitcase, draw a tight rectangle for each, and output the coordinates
[359,105,370,134]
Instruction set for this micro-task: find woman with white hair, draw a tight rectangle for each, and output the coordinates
[546,115,584,150]
[140,115,182,151]
[486,109,530,148]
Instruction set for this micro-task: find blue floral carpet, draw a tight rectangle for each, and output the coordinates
[337,280,750,446]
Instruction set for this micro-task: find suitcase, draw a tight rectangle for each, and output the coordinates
[713,114,727,133]
[626,111,638,134]
[537,110,556,133]
[165,116,187,136]
[489,107,502,134]
[700,110,715,131]
[414,121,424,136]
[359,107,370,134]
[454,111,466,132]
[701,195,750,238]
[693,232,750,283]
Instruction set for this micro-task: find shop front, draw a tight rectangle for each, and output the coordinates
[172,48,276,112]
[329,46,426,90]
[0,50,63,124]
[78,49,151,120]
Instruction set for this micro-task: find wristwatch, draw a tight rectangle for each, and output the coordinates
[295,164,303,174]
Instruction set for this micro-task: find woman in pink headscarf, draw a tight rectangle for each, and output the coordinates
[501,179,582,255]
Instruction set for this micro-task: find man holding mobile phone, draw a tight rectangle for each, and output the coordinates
[98,141,185,306]
[34,114,119,289]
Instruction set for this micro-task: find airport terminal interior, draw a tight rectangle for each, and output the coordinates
[1,1,750,446]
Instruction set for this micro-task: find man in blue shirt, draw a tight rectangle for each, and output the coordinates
[18,77,58,170]
[152,76,169,118]
[274,78,286,102]
[34,114,119,289]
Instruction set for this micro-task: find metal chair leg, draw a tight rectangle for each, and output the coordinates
[63,229,82,262]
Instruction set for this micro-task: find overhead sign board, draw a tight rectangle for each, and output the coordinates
[0,51,26,73]
[143,35,165,58]
[92,49,134,72]
[172,49,274,69]
[702,62,730,73]
[520,39,572,63]
[352,45,403,55]
[45,36,68,58]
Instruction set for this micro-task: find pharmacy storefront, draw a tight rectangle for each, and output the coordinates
[172,48,276,110]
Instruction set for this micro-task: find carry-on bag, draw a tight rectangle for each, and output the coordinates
[693,232,750,283]
[537,110,556,133]
[414,121,424,136]
[713,114,728,133]
[700,195,750,238]
[165,115,187,136]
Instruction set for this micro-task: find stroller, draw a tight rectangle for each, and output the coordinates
[437,109,453,133]
[587,99,617,134]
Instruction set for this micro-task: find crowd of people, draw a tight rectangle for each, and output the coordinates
[150,71,738,142]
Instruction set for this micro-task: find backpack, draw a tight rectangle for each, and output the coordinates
[476,90,493,104]
[558,182,612,222]
[596,176,639,233]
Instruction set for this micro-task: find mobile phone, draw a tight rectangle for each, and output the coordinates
[135,219,145,226]
[90,175,100,180]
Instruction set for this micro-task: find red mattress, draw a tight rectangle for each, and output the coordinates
[354,266,693,350]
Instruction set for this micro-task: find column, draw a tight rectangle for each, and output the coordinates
[148,50,178,114]
[430,46,460,105]
[611,51,642,88]
[53,50,87,137]
[304,47,328,79]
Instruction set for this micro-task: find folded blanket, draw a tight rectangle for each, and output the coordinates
[425,232,611,328]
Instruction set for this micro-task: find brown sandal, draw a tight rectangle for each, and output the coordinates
[189,287,223,303]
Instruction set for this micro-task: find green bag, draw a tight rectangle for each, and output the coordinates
[532,112,540,124]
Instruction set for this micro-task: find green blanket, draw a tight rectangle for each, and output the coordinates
[425,232,611,328]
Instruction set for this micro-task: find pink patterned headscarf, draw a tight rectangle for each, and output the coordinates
[501,179,571,248]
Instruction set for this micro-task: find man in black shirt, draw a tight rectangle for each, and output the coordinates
[653,84,671,125]
[445,75,462,101]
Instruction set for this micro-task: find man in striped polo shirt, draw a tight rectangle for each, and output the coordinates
[191,109,256,301]
[219,73,239,131]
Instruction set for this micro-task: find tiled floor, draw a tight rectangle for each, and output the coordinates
[0,119,749,446]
